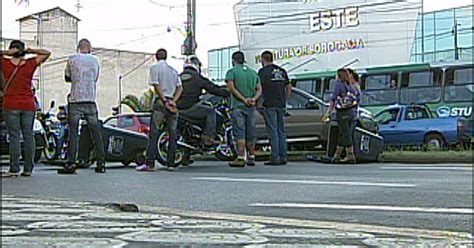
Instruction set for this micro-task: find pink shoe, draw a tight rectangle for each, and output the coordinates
[136,164,155,172]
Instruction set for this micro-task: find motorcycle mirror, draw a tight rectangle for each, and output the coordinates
[50,100,56,109]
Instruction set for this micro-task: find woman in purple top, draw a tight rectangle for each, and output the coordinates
[323,69,358,163]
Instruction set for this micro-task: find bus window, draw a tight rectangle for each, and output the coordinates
[360,73,398,106]
[444,67,474,102]
[400,70,442,104]
[323,77,336,102]
[313,78,323,98]
[296,80,314,94]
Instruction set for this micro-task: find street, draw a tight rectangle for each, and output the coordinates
[1,161,473,246]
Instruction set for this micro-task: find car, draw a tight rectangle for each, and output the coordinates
[0,115,46,163]
[103,113,151,135]
[108,88,377,150]
[374,104,468,149]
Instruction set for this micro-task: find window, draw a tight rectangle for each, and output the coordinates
[138,116,151,125]
[104,117,118,127]
[401,70,442,87]
[286,92,309,109]
[118,116,135,128]
[365,73,398,90]
[375,108,400,124]
[322,77,336,101]
[405,107,430,120]
[296,80,314,94]
[444,67,474,102]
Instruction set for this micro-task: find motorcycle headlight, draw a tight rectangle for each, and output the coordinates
[33,119,44,133]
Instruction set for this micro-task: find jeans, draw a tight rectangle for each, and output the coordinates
[336,109,355,147]
[180,102,216,137]
[67,103,105,164]
[147,99,178,167]
[263,107,288,161]
[231,107,256,142]
[4,110,36,173]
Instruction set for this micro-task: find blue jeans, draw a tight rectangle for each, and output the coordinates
[67,103,105,164]
[263,107,288,161]
[4,110,36,173]
[179,102,216,137]
[231,107,256,142]
[147,99,178,167]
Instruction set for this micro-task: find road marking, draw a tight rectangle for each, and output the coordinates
[249,203,474,215]
[381,167,473,171]
[193,177,416,188]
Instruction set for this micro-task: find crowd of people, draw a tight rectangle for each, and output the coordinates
[1,38,361,177]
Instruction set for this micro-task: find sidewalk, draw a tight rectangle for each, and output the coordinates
[1,195,472,247]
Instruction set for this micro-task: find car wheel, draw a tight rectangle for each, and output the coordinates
[425,133,445,150]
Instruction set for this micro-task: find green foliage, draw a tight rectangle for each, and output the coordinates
[121,89,156,112]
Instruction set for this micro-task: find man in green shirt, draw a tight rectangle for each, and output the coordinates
[225,51,262,167]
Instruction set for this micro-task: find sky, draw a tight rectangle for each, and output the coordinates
[1,0,472,68]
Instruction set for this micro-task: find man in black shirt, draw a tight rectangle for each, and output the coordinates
[178,56,229,146]
[258,51,291,166]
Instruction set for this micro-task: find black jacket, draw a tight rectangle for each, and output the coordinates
[177,67,229,110]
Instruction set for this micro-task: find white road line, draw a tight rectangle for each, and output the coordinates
[193,177,416,188]
[381,167,473,171]
[249,203,474,215]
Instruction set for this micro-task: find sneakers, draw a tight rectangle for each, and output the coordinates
[229,157,245,167]
[136,163,155,172]
[246,156,256,166]
[264,160,283,166]
[20,171,32,177]
[58,163,77,174]
[77,161,91,169]
[2,171,20,178]
[95,161,106,173]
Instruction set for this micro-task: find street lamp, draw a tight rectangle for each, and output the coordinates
[453,18,461,60]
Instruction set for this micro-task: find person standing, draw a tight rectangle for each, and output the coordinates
[225,51,262,167]
[60,39,106,174]
[1,40,51,177]
[258,51,291,166]
[323,69,358,164]
[136,48,183,172]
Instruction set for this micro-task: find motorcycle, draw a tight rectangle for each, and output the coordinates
[37,100,62,160]
[156,98,237,167]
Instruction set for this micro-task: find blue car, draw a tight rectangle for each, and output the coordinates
[374,104,467,149]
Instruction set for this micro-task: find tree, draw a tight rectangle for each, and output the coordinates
[121,88,156,112]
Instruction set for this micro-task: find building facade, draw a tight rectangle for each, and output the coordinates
[226,0,473,74]
[207,45,238,85]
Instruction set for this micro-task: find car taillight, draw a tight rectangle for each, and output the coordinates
[139,126,150,135]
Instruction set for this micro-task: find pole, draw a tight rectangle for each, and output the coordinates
[192,0,196,55]
[118,75,122,114]
[420,0,425,62]
[454,18,459,60]
[39,17,45,109]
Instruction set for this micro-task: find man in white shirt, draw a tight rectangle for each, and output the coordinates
[60,39,106,174]
[136,48,183,172]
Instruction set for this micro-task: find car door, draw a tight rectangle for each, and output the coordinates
[284,91,325,141]
[375,108,402,144]
[396,106,430,144]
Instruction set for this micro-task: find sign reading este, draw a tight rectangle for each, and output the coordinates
[310,7,360,32]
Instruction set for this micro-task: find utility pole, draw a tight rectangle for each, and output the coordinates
[453,18,460,60]
[183,0,197,55]
[421,0,425,62]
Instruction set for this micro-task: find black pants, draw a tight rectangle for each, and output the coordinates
[336,109,355,147]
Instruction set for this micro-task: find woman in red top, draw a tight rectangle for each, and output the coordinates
[1,40,50,177]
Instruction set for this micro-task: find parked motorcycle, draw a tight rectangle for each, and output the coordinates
[37,100,61,160]
[156,98,237,167]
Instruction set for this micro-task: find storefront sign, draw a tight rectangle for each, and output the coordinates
[310,7,360,32]
[255,38,365,63]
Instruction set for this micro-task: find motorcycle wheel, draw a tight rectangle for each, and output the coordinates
[215,127,238,161]
[44,134,58,160]
[156,130,184,167]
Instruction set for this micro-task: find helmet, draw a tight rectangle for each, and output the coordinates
[183,55,202,73]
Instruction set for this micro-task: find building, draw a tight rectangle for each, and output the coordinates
[219,1,473,74]
[207,45,238,85]
[2,7,155,117]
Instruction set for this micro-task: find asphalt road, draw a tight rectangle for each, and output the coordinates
[2,161,473,235]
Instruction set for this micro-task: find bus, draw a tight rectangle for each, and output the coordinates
[291,61,473,120]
